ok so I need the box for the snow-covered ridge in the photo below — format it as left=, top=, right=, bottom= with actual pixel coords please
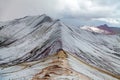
left=0, top=14, right=120, bottom=80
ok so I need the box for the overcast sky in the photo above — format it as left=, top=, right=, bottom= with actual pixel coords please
left=0, top=0, right=120, bottom=27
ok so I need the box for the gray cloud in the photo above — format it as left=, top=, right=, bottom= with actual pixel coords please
left=0, top=0, right=120, bottom=26
left=0, top=0, right=59, bottom=21
left=0, top=0, right=12, bottom=16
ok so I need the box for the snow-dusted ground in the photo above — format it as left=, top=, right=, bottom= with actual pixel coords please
left=0, top=14, right=120, bottom=80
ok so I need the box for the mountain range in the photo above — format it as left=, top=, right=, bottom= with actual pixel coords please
left=0, top=14, right=120, bottom=80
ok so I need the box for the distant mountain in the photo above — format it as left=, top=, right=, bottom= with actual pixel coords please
left=81, top=24, right=120, bottom=35
left=109, top=27, right=120, bottom=34
left=97, top=24, right=120, bottom=34
left=80, top=25, right=112, bottom=34
left=0, top=14, right=120, bottom=80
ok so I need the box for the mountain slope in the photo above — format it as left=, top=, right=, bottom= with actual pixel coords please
left=0, top=14, right=120, bottom=80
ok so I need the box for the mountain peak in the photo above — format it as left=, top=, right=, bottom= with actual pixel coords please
left=97, top=24, right=116, bottom=34
left=97, top=24, right=109, bottom=29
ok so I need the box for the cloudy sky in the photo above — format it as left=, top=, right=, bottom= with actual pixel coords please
left=0, top=0, right=120, bottom=27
